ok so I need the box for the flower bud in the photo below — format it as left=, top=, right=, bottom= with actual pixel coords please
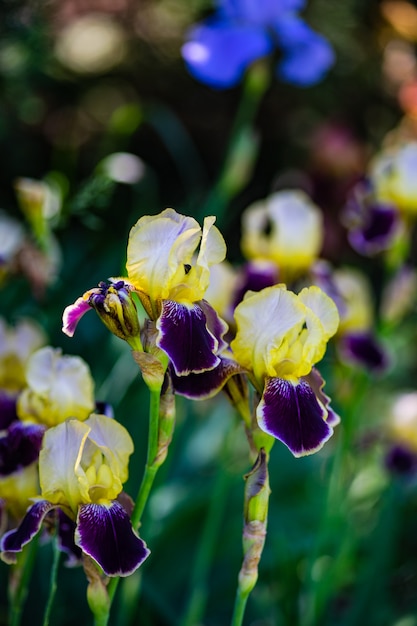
left=238, top=449, right=270, bottom=596
left=89, top=280, right=142, bottom=350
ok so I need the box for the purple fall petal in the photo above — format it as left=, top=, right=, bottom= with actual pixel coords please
left=233, top=261, right=279, bottom=308
left=76, top=501, right=150, bottom=577
left=157, top=300, right=220, bottom=376
left=348, top=205, right=398, bottom=255
left=182, top=19, right=272, bottom=89
left=0, top=422, right=45, bottom=475
left=198, top=299, right=229, bottom=353
left=170, top=355, right=242, bottom=399
left=257, top=377, right=333, bottom=457
left=1, top=500, right=57, bottom=561
left=303, top=368, right=341, bottom=428
left=0, top=391, right=18, bottom=429
left=341, top=332, right=389, bottom=373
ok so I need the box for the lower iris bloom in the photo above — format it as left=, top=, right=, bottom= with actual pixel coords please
left=230, top=284, right=340, bottom=456
left=1, top=414, right=149, bottom=577
left=182, top=0, right=335, bottom=89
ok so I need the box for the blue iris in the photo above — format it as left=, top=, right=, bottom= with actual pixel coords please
left=182, top=0, right=335, bottom=89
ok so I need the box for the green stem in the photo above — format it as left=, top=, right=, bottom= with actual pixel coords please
left=42, top=534, right=61, bottom=626
left=9, top=533, right=40, bottom=626
left=231, top=589, right=250, bottom=626
left=107, top=384, right=163, bottom=614
left=131, top=386, right=161, bottom=529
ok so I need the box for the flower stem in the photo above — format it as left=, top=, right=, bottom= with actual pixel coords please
left=131, top=385, right=162, bottom=528
left=107, top=382, right=167, bottom=616
left=9, top=533, right=39, bottom=626
left=42, top=533, right=61, bottom=626
left=231, top=589, right=250, bottom=626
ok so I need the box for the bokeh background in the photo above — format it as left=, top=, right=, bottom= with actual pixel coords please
left=2, top=1, right=417, bottom=625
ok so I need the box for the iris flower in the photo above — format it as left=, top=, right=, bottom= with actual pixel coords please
left=63, top=209, right=228, bottom=378
left=370, top=142, right=417, bottom=216
left=240, top=190, right=324, bottom=283
left=17, top=346, right=95, bottom=427
left=1, top=414, right=150, bottom=577
left=230, top=284, right=339, bottom=456
left=182, top=0, right=335, bottom=89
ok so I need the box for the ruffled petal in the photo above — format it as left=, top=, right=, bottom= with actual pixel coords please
left=274, top=17, right=334, bottom=86
left=1, top=500, right=57, bottom=562
left=257, top=377, right=333, bottom=456
left=75, top=501, right=150, bottom=577
left=198, top=299, right=229, bottom=354
left=182, top=19, right=272, bottom=89
left=303, top=368, right=340, bottom=427
left=62, top=296, right=92, bottom=337
left=157, top=300, right=220, bottom=376
left=170, top=355, right=242, bottom=399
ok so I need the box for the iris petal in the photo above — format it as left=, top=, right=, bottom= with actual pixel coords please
left=171, top=355, right=242, bottom=399
left=157, top=300, right=220, bottom=376
left=62, top=296, right=92, bottom=337
left=1, top=500, right=57, bottom=562
left=274, top=17, right=335, bottom=86
left=257, top=377, right=333, bottom=456
left=182, top=19, right=272, bottom=89
left=0, top=421, right=44, bottom=475
left=75, top=501, right=150, bottom=577
left=341, top=332, right=389, bottom=373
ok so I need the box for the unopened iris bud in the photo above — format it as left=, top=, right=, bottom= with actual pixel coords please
left=88, top=280, right=142, bottom=351
left=239, top=449, right=270, bottom=596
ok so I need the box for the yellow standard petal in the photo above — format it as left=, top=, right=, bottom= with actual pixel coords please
left=40, top=414, right=134, bottom=514
left=231, top=285, right=339, bottom=385
left=126, top=208, right=201, bottom=304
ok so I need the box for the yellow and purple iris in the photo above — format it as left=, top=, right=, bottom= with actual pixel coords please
left=230, top=284, right=340, bottom=457
left=63, top=208, right=229, bottom=378
left=1, top=414, right=149, bottom=577
left=370, top=142, right=417, bottom=216
left=240, top=190, right=324, bottom=284
left=17, top=346, right=95, bottom=427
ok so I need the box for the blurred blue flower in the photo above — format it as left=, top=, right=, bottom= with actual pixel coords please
left=182, top=0, right=335, bottom=88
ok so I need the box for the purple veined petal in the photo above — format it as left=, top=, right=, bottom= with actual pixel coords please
left=257, top=377, right=333, bottom=457
left=0, top=391, right=18, bottom=430
left=303, top=367, right=341, bottom=428
left=198, top=299, right=229, bottom=354
left=157, top=300, right=221, bottom=376
left=0, top=421, right=45, bottom=475
left=1, top=500, right=57, bottom=562
left=170, top=355, right=243, bottom=399
left=274, top=17, right=335, bottom=86
left=62, top=297, right=91, bottom=337
left=182, top=19, right=272, bottom=89
left=341, top=332, right=389, bottom=373
left=57, top=509, right=82, bottom=566
left=348, top=205, right=399, bottom=256
left=76, top=501, right=150, bottom=577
